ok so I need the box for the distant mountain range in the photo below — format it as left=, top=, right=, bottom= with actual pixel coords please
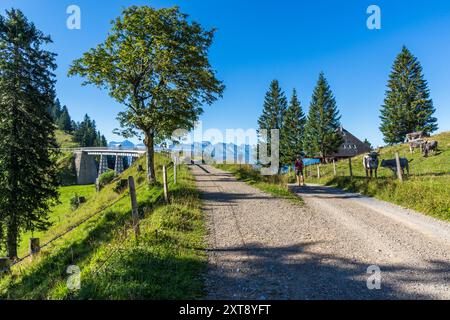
left=108, top=140, right=256, bottom=163
left=108, top=140, right=145, bottom=149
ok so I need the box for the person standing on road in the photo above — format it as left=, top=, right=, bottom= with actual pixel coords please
left=295, top=157, right=305, bottom=187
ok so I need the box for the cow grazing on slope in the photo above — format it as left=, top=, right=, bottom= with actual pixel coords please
left=406, top=131, right=425, bottom=142
left=363, top=152, right=379, bottom=178
left=423, top=140, right=438, bottom=157
left=381, top=158, right=410, bottom=175
left=409, top=139, right=425, bottom=154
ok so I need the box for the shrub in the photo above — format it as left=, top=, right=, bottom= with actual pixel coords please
left=113, top=179, right=128, bottom=194
left=70, top=194, right=86, bottom=211
left=98, top=170, right=116, bottom=189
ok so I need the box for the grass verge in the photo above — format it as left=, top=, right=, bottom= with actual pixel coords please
left=0, top=157, right=206, bottom=300
left=304, top=131, right=450, bottom=220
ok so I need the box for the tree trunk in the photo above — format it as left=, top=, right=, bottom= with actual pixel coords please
left=7, top=221, right=18, bottom=261
left=144, top=130, right=156, bottom=184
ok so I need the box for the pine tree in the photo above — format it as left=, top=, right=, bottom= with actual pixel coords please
left=304, top=72, right=343, bottom=159
left=258, top=80, right=287, bottom=134
left=280, top=89, right=306, bottom=165
left=257, top=80, right=287, bottom=169
left=380, top=46, right=438, bottom=144
left=57, top=105, right=72, bottom=132
left=47, top=98, right=62, bottom=122
left=0, top=9, right=60, bottom=259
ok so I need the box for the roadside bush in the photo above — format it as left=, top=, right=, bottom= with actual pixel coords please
left=70, top=194, right=86, bottom=211
left=113, top=179, right=128, bottom=194
left=98, top=170, right=116, bottom=189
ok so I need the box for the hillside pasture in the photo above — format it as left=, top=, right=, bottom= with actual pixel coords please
left=303, top=132, right=450, bottom=220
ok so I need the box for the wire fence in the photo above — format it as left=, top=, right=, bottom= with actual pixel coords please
left=1, top=160, right=178, bottom=275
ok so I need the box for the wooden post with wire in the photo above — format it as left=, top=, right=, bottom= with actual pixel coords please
left=163, top=165, right=170, bottom=203
left=395, top=152, right=403, bottom=182
left=333, top=159, right=337, bottom=176
left=0, top=258, right=11, bottom=273
left=174, top=158, right=177, bottom=185
left=128, top=176, right=140, bottom=238
left=29, top=238, right=40, bottom=259
left=348, top=158, right=353, bottom=178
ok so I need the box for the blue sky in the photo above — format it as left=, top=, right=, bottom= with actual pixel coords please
left=1, top=0, right=449, bottom=147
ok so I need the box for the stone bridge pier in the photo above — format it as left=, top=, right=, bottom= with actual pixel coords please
left=72, top=148, right=146, bottom=185
left=74, top=151, right=98, bottom=185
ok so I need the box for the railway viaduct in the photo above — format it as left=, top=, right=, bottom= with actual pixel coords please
left=64, top=148, right=146, bottom=185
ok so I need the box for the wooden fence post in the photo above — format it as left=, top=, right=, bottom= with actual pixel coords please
left=128, top=176, right=140, bottom=238
left=174, top=158, right=177, bottom=185
left=333, top=159, right=337, bottom=176
left=163, top=165, right=170, bottom=203
left=317, top=165, right=321, bottom=179
left=30, top=238, right=40, bottom=258
left=395, top=152, right=403, bottom=182
left=348, top=158, right=353, bottom=178
left=0, top=258, right=11, bottom=273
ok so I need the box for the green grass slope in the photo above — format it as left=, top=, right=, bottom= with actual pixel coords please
left=55, top=130, right=79, bottom=185
left=55, top=130, right=79, bottom=148
left=0, top=155, right=206, bottom=300
left=305, top=131, right=450, bottom=220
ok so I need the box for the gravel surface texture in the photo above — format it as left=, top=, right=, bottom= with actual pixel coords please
left=191, top=165, right=450, bottom=300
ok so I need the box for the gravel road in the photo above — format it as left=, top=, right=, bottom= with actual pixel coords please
left=191, top=164, right=450, bottom=300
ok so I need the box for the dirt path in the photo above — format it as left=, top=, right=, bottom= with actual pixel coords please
left=191, top=165, right=450, bottom=300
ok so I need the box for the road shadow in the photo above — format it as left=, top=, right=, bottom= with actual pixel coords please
left=291, top=185, right=364, bottom=200
left=206, top=242, right=450, bottom=300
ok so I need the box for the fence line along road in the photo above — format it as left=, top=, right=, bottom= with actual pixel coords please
left=0, top=161, right=177, bottom=275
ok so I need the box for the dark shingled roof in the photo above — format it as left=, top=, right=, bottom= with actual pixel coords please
left=331, top=127, right=372, bottom=158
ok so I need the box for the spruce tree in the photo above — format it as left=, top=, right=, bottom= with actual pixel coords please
left=47, top=98, right=62, bottom=122
left=258, top=80, right=287, bottom=133
left=0, top=9, right=60, bottom=259
left=57, top=106, right=72, bottom=132
left=281, top=89, right=306, bottom=165
left=258, top=80, right=287, bottom=169
left=304, top=72, right=343, bottom=159
left=380, top=46, right=438, bottom=144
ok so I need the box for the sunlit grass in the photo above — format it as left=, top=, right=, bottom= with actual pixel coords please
left=0, top=156, right=206, bottom=300
left=304, top=131, right=450, bottom=220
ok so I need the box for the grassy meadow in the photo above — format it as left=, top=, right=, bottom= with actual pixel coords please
left=304, top=131, right=450, bottom=220
left=0, top=155, right=207, bottom=300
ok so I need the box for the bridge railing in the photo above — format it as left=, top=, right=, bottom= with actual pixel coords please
left=59, top=147, right=147, bottom=153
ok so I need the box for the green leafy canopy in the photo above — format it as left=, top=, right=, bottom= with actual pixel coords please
left=68, top=5, right=225, bottom=142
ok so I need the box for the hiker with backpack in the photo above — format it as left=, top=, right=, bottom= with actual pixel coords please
left=295, top=157, right=305, bottom=187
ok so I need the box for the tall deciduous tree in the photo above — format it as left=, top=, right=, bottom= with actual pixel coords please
left=304, top=72, right=343, bottom=159
left=0, top=9, right=59, bottom=259
left=69, top=6, right=224, bottom=183
left=281, top=89, right=306, bottom=165
left=380, top=46, right=438, bottom=144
